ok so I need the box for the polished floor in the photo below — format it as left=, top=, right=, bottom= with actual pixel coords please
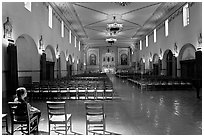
left=2, top=74, right=202, bottom=135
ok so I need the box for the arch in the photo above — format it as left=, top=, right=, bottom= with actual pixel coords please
left=60, top=51, right=67, bottom=78
left=15, top=34, right=40, bottom=81
left=178, top=43, right=196, bottom=61
left=68, top=54, right=73, bottom=65
left=139, top=58, right=145, bottom=73
left=162, top=49, right=173, bottom=76
left=178, top=43, right=197, bottom=78
left=45, top=45, right=56, bottom=62
left=152, top=53, right=160, bottom=76
left=44, top=45, right=56, bottom=80
left=67, top=54, right=73, bottom=77
left=152, top=53, right=159, bottom=64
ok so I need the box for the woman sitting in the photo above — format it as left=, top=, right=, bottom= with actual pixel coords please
left=14, top=87, right=41, bottom=126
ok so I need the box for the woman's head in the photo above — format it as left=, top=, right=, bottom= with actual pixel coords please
left=16, top=87, right=27, bottom=100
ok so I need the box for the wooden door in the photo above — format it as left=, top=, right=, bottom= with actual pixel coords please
left=46, top=61, right=54, bottom=80
left=180, top=59, right=196, bottom=79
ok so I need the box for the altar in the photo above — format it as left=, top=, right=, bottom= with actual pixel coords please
left=102, top=66, right=116, bottom=74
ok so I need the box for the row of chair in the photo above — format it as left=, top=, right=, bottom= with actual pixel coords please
left=27, top=87, right=114, bottom=100
left=8, top=101, right=107, bottom=135
left=24, top=80, right=114, bottom=100
left=24, top=85, right=114, bottom=100
left=128, top=78, right=192, bottom=91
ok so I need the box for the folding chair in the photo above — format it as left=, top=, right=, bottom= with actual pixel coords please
left=8, top=102, right=39, bottom=135
left=46, top=101, right=72, bottom=135
left=85, top=101, right=105, bottom=135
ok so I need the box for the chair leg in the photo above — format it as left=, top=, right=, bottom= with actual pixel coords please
left=65, top=124, right=67, bottom=135
left=48, top=123, right=51, bottom=135
left=70, top=117, right=72, bottom=132
left=86, top=123, right=88, bottom=135
left=5, top=115, right=9, bottom=134
left=11, top=123, right=14, bottom=135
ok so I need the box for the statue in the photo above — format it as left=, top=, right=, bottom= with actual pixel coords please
left=3, top=17, right=12, bottom=39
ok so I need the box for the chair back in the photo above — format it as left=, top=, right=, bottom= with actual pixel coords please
left=8, top=102, right=30, bottom=122
left=85, top=101, right=104, bottom=119
left=46, top=101, right=66, bottom=120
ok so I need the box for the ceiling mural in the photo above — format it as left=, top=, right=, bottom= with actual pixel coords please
left=52, top=2, right=185, bottom=48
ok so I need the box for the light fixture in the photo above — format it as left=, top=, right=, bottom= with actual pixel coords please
left=114, top=2, right=131, bottom=6
left=159, top=48, right=163, bottom=59
left=106, top=38, right=117, bottom=45
left=3, top=17, right=12, bottom=39
left=174, top=43, right=178, bottom=57
left=56, top=44, right=60, bottom=58
left=149, top=52, right=153, bottom=61
left=39, top=35, right=45, bottom=54
left=197, top=33, right=202, bottom=51
left=107, top=15, right=123, bottom=35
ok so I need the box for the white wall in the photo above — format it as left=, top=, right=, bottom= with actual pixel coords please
left=2, top=2, right=83, bottom=97
left=137, top=3, right=202, bottom=75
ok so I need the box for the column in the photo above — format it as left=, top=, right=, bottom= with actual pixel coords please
left=40, top=52, right=46, bottom=81
left=172, top=55, right=177, bottom=78
left=7, top=43, right=18, bottom=97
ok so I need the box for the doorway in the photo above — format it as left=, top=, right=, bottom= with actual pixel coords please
left=166, top=51, right=173, bottom=77
left=46, top=61, right=54, bottom=80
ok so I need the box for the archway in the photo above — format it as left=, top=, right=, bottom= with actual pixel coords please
left=60, top=51, right=66, bottom=78
left=67, top=55, right=73, bottom=78
left=16, top=34, right=40, bottom=83
left=152, top=53, right=159, bottom=76
left=166, top=51, right=173, bottom=76
left=139, top=58, right=145, bottom=74
left=178, top=43, right=196, bottom=79
left=44, top=45, right=56, bottom=80
left=162, top=49, right=173, bottom=76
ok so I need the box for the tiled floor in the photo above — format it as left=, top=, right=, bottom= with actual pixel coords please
left=2, top=74, right=202, bottom=135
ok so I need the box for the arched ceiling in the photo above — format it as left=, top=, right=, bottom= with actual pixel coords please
left=50, top=2, right=185, bottom=49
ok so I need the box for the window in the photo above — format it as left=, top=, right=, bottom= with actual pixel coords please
left=165, top=19, right=169, bottom=37
left=24, top=2, right=31, bottom=12
left=146, top=35, right=148, bottom=47
left=79, top=41, right=80, bottom=51
left=140, top=40, right=142, bottom=50
left=75, top=36, right=77, bottom=47
left=69, top=30, right=71, bottom=44
left=154, top=29, right=156, bottom=43
left=183, top=3, right=190, bottom=27
left=61, top=21, right=64, bottom=37
left=48, top=5, right=52, bottom=29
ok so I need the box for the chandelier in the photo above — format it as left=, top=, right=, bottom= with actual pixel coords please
left=106, top=38, right=117, bottom=45
left=114, top=2, right=131, bottom=7
left=107, top=15, right=123, bottom=35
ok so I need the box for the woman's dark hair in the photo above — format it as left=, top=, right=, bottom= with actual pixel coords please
left=16, top=87, right=26, bottom=99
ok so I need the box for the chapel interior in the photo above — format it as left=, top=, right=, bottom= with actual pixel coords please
left=1, top=2, right=202, bottom=135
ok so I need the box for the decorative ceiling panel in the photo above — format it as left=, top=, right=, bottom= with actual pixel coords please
left=53, top=2, right=185, bottom=48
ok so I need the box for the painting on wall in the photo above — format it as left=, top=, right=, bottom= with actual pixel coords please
left=90, top=54, right=96, bottom=65
left=87, top=48, right=99, bottom=65
left=118, top=48, right=129, bottom=66
left=121, top=53, right=128, bottom=65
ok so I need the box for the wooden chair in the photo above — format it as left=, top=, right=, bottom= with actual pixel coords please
left=46, top=101, right=72, bottom=135
left=8, top=102, right=39, bottom=135
left=2, top=114, right=10, bottom=135
left=85, top=101, right=105, bottom=135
